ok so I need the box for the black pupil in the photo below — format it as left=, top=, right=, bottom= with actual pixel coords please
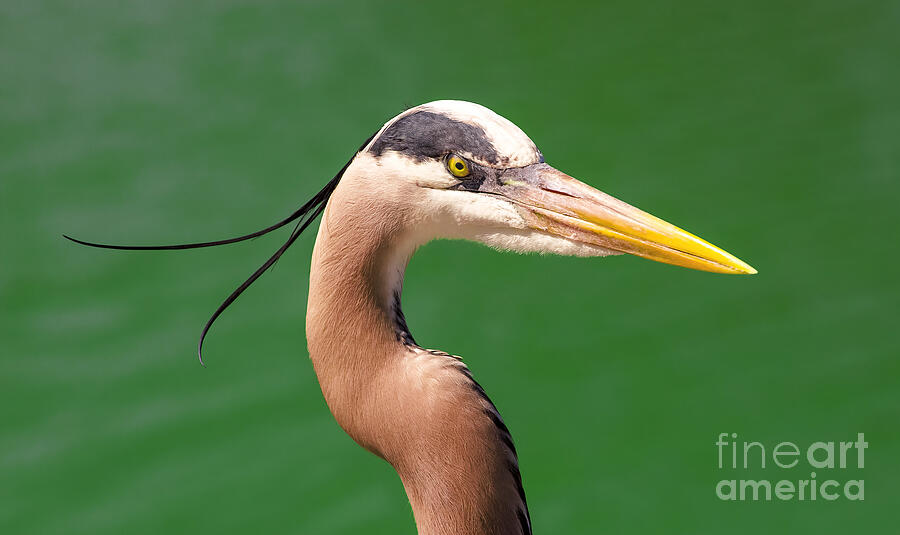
left=455, top=162, right=464, bottom=170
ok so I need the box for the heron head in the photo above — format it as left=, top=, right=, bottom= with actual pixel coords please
left=65, top=99, right=756, bottom=364
left=353, top=100, right=755, bottom=274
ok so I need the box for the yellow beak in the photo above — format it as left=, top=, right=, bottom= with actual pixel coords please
left=496, top=164, right=756, bottom=274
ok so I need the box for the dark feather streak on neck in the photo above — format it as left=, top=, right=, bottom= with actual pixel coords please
left=391, top=288, right=417, bottom=346
left=457, top=365, right=533, bottom=534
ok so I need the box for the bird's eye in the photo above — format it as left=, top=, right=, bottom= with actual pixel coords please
left=447, top=155, right=470, bottom=178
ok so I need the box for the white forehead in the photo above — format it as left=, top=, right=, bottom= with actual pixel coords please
left=365, top=100, right=542, bottom=167
left=418, top=101, right=538, bottom=162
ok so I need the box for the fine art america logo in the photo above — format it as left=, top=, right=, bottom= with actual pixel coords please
left=715, top=433, right=866, bottom=501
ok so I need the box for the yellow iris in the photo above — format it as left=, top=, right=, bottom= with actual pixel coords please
left=447, top=155, right=470, bottom=178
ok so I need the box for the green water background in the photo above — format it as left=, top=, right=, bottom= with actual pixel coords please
left=2, top=1, right=898, bottom=533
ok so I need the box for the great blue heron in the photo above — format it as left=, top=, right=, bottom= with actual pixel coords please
left=67, top=100, right=755, bottom=535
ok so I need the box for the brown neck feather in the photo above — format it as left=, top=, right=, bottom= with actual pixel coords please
left=305, top=180, right=531, bottom=535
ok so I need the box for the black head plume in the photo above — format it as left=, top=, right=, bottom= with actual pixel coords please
left=66, top=134, right=374, bottom=365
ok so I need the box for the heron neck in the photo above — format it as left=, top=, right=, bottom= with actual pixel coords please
left=306, top=186, right=530, bottom=535
left=305, top=190, right=419, bottom=452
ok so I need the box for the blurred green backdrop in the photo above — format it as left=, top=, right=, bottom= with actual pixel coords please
left=2, top=1, right=898, bottom=533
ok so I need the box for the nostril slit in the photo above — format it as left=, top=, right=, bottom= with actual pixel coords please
left=539, top=185, right=579, bottom=198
